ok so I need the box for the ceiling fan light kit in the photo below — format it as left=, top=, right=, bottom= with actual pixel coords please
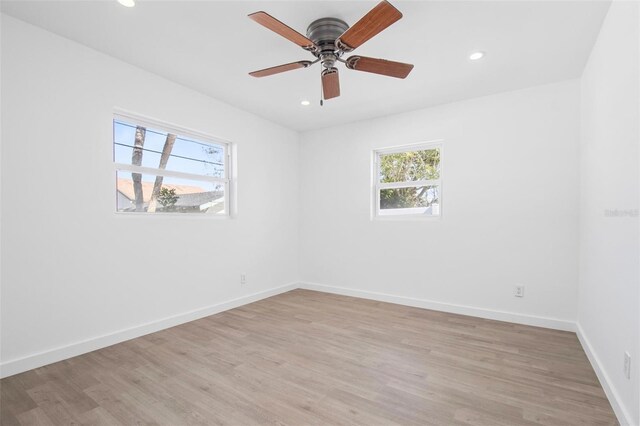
left=248, top=0, right=414, bottom=101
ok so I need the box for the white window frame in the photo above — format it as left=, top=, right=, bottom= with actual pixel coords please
left=372, top=140, right=443, bottom=220
left=113, top=110, right=233, bottom=217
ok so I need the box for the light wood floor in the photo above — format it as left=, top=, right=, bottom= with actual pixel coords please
left=1, top=289, right=616, bottom=425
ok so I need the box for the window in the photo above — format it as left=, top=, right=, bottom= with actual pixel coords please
left=373, top=142, right=442, bottom=218
left=113, top=113, right=230, bottom=215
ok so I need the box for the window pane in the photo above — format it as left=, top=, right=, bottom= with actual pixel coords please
left=114, top=120, right=225, bottom=178
left=379, top=148, right=440, bottom=183
left=379, top=185, right=440, bottom=216
left=116, top=171, right=225, bottom=214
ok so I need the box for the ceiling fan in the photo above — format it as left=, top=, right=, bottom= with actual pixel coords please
left=248, top=1, right=414, bottom=102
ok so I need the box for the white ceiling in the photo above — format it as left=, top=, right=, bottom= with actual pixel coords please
left=2, top=0, right=610, bottom=131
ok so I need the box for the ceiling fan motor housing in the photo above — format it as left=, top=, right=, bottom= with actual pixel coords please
left=306, top=18, right=349, bottom=69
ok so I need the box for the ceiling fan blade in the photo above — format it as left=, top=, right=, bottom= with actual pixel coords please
left=345, top=56, right=414, bottom=79
left=322, top=68, right=340, bottom=100
left=248, top=12, right=316, bottom=51
left=336, top=1, right=402, bottom=51
left=249, top=61, right=313, bottom=78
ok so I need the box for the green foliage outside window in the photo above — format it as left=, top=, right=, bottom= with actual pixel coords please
left=379, top=149, right=440, bottom=209
left=158, top=187, right=178, bottom=210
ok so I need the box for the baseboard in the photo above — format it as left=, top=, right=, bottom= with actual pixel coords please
left=576, top=323, right=635, bottom=426
left=0, top=283, right=298, bottom=379
left=299, top=282, right=576, bottom=332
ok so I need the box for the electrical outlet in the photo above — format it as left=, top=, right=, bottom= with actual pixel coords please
left=624, top=352, right=631, bottom=379
left=240, top=274, right=246, bottom=285
left=514, top=285, right=525, bottom=297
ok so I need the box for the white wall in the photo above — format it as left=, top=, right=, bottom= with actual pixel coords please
left=0, top=15, right=300, bottom=375
left=299, top=80, right=581, bottom=329
left=578, top=0, right=640, bottom=424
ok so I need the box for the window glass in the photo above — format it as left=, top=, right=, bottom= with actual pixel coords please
left=374, top=144, right=441, bottom=218
left=113, top=116, right=229, bottom=215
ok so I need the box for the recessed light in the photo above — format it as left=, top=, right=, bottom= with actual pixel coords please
left=300, top=100, right=311, bottom=106
left=118, top=0, right=135, bottom=7
left=469, top=51, right=485, bottom=61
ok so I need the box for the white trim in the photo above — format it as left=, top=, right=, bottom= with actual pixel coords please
left=375, top=139, right=444, bottom=155
left=114, top=163, right=228, bottom=184
left=576, top=323, right=635, bottom=426
left=113, top=211, right=229, bottom=219
left=0, top=283, right=298, bottom=379
left=378, top=180, right=440, bottom=190
left=374, top=214, right=442, bottom=222
left=299, top=282, right=576, bottom=332
left=113, top=109, right=232, bottom=148
left=228, top=142, right=238, bottom=218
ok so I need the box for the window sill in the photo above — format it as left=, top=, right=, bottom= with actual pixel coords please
left=372, top=214, right=442, bottom=221
left=114, top=211, right=232, bottom=219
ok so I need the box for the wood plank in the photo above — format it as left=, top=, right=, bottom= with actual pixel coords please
left=1, top=289, right=617, bottom=425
